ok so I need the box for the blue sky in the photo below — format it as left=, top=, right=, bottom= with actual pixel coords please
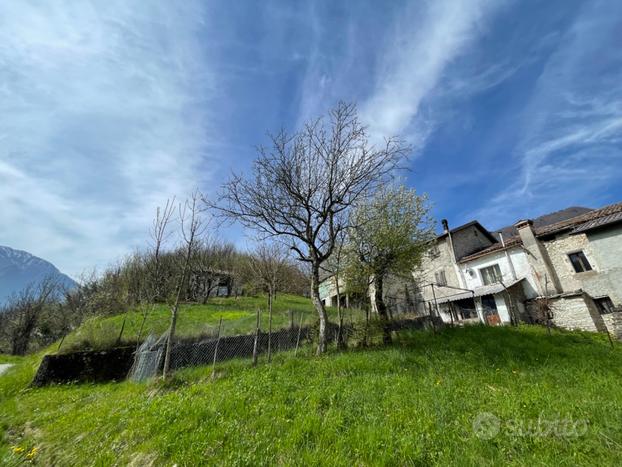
left=1, top=0, right=621, bottom=277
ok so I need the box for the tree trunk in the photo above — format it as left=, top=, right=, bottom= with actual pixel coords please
left=162, top=301, right=179, bottom=378
left=267, top=289, right=273, bottom=363
left=11, top=318, right=36, bottom=356
left=311, top=263, right=328, bottom=354
left=373, top=274, right=392, bottom=344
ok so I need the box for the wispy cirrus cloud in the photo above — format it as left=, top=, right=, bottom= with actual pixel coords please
left=474, top=0, right=622, bottom=225
left=295, top=0, right=511, bottom=150
left=360, top=0, right=508, bottom=146
left=0, top=1, right=216, bottom=276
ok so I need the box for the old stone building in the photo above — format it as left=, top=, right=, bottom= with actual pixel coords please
left=414, top=201, right=622, bottom=336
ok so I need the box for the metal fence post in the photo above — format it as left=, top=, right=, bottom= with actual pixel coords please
left=211, top=317, right=223, bottom=379
left=294, top=311, right=304, bottom=356
left=252, top=308, right=261, bottom=367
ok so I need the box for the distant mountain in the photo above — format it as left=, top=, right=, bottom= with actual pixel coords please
left=494, top=206, right=593, bottom=240
left=0, top=246, right=77, bottom=307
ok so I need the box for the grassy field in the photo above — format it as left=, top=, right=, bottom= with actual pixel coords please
left=2, top=324, right=621, bottom=465
left=59, top=294, right=343, bottom=353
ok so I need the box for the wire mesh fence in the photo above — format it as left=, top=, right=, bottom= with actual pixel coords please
left=49, top=292, right=442, bottom=382
left=127, top=307, right=440, bottom=381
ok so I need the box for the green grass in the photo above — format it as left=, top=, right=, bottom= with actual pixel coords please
left=59, top=294, right=344, bottom=352
left=2, top=325, right=621, bottom=465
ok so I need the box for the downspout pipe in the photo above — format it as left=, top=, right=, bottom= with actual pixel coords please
left=499, top=232, right=517, bottom=281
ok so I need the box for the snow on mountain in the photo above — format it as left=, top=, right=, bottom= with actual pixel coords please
left=0, top=246, right=77, bottom=307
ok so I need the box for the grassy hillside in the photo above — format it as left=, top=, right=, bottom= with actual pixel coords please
left=59, top=294, right=341, bottom=352
left=2, top=325, right=621, bottom=465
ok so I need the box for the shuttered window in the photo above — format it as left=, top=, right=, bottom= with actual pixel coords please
left=435, top=270, right=447, bottom=286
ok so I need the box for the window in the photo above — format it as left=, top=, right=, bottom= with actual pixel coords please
left=595, top=297, right=615, bottom=314
left=568, top=251, right=592, bottom=273
left=435, top=270, right=447, bottom=286
left=480, top=264, right=502, bottom=285
left=429, top=244, right=440, bottom=258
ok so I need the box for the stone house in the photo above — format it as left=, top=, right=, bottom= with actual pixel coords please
left=414, top=202, right=622, bottom=336
left=319, top=273, right=419, bottom=316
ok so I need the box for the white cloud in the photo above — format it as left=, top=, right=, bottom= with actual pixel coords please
left=0, top=1, right=217, bottom=277
left=360, top=0, right=506, bottom=146
left=295, top=0, right=508, bottom=150
left=475, top=0, right=622, bottom=226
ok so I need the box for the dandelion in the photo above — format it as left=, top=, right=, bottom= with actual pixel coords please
left=11, top=446, right=25, bottom=455
left=26, top=446, right=38, bottom=460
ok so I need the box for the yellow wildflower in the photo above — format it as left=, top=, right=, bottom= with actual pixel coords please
left=26, top=447, right=39, bottom=460
left=11, top=446, right=25, bottom=454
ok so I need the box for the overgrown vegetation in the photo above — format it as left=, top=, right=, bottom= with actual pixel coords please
left=2, top=325, right=621, bottom=465
left=58, top=294, right=333, bottom=353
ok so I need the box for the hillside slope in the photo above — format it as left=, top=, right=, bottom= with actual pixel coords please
left=0, top=246, right=77, bottom=306
left=1, top=325, right=621, bottom=465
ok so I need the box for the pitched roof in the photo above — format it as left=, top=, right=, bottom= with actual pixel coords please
left=571, top=211, right=622, bottom=234
left=436, top=220, right=498, bottom=244
left=494, top=206, right=592, bottom=240
left=459, top=201, right=622, bottom=262
left=535, top=201, right=622, bottom=238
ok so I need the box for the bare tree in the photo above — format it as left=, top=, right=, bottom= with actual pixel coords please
left=321, top=228, right=348, bottom=349
left=148, top=198, right=176, bottom=303
left=211, top=102, right=408, bottom=353
left=0, top=277, right=58, bottom=355
left=162, top=191, right=208, bottom=378
left=247, top=241, right=290, bottom=362
left=135, top=199, right=176, bottom=344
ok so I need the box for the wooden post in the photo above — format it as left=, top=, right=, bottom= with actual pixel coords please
left=211, top=317, right=223, bottom=379
left=430, top=284, right=440, bottom=333
left=605, top=327, right=615, bottom=349
left=294, top=311, right=304, bottom=357
left=57, top=334, right=66, bottom=352
left=268, top=294, right=273, bottom=363
left=252, top=308, right=261, bottom=367
left=117, top=315, right=127, bottom=345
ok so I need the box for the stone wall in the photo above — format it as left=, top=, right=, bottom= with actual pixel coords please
left=585, top=227, right=622, bottom=305
left=32, top=346, right=136, bottom=387
left=602, top=312, right=622, bottom=339
left=543, top=230, right=622, bottom=306
left=548, top=293, right=603, bottom=332
left=414, top=238, right=460, bottom=310
left=542, top=233, right=597, bottom=293
left=451, top=225, right=495, bottom=260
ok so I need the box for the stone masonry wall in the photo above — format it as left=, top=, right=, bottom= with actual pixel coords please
left=543, top=230, right=622, bottom=306
left=542, top=233, right=598, bottom=293
left=414, top=238, right=460, bottom=313
left=549, top=295, right=599, bottom=332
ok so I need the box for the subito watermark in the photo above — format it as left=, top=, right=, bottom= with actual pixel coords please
left=472, top=412, right=588, bottom=440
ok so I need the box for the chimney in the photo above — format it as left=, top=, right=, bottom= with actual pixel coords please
left=441, top=219, right=449, bottom=234
left=514, top=219, right=562, bottom=295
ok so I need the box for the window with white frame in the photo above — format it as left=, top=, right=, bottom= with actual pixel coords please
left=568, top=251, right=592, bottom=273
left=480, top=264, right=502, bottom=285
